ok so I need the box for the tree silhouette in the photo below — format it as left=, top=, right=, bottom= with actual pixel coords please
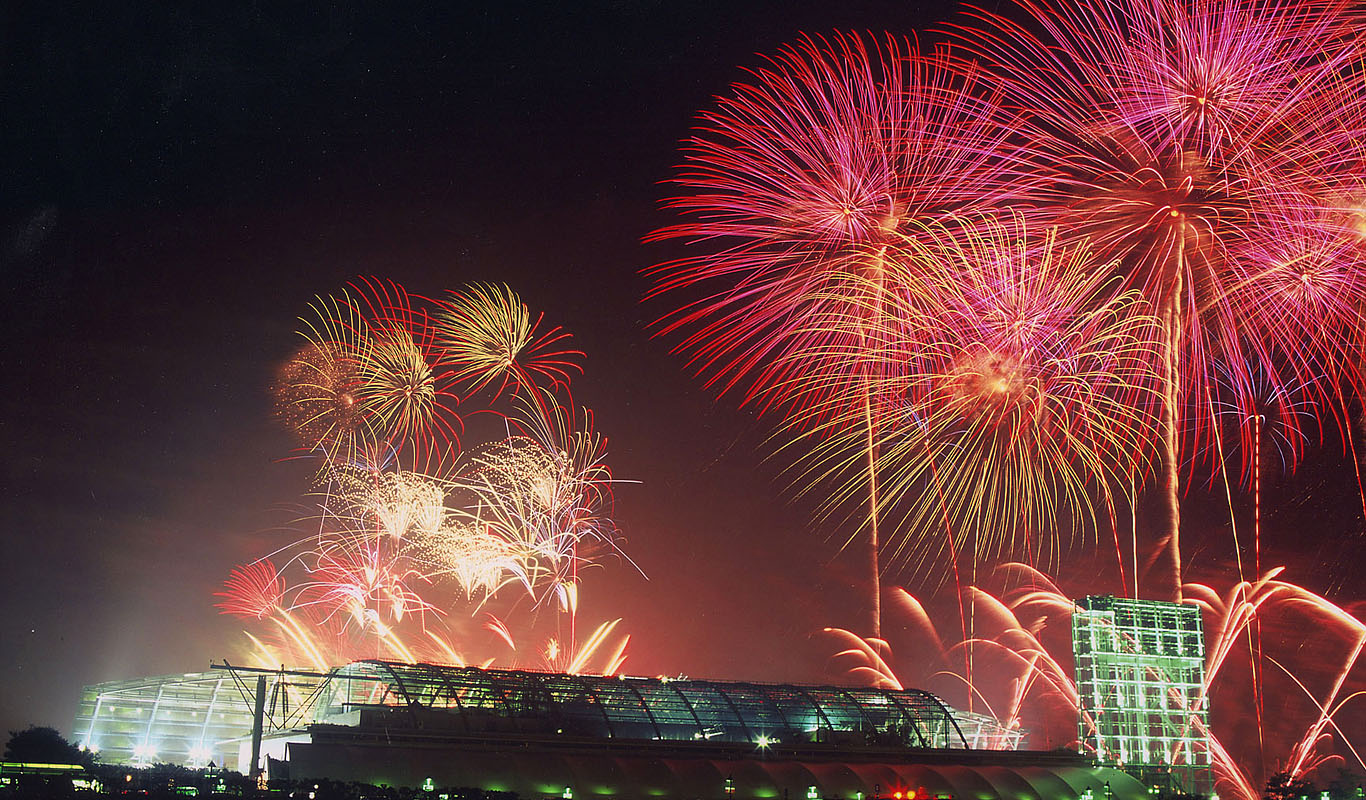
left=3, top=725, right=92, bottom=766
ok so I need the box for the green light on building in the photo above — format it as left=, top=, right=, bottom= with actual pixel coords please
left=1072, top=596, right=1211, bottom=794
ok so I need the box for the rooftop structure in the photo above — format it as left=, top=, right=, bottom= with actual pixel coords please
left=75, top=661, right=1147, bottom=798
left=76, top=661, right=1023, bottom=770
left=74, top=668, right=328, bottom=770
left=312, top=660, right=1021, bottom=750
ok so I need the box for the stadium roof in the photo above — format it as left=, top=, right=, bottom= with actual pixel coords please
left=320, top=660, right=976, bottom=750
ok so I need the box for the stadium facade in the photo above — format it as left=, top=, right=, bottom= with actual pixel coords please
left=78, top=660, right=1148, bottom=798
left=74, top=667, right=329, bottom=771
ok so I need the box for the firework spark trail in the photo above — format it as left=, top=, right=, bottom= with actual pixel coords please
left=444, top=392, right=631, bottom=609
left=293, top=535, right=438, bottom=630
left=1208, top=366, right=1323, bottom=492
left=272, top=281, right=466, bottom=473
left=648, top=33, right=1015, bottom=413
left=647, top=32, right=1022, bottom=634
left=436, top=283, right=584, bottom=404
left=791, top=217, right=1163, bottom=576
left=1187, top=571, right=1366, bottom=793
left=1196, top=716, right=1260, bottom=800
left=412, top=520, right=531, bottom=600
left=826, top=567, right=1364, bottom=798
left=216, top=562, right=335, bottom=671
left=1205, top=371, right=1326, bottom=757
left=565, top=619, right=630, bottom=676
left=346, top=278, right=464, bottom=473
left=272, top=294, right=375, bottom=467
left=225, top=280, right=633, bottom=673
left=1271, top=654, right=1366, bottom=779
left=826, top=576, right=1083, bottom=750
left=954, top=0, right=1366, bottom=599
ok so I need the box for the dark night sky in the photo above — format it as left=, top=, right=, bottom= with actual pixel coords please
left=1, top=0, right=1362, bottom=768
left=0, top=0, right=951, bottom=738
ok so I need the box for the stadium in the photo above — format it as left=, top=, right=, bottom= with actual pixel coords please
left=77, top=658, right=1155, bottom=799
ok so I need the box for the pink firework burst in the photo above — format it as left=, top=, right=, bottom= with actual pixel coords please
left=647, top=31, right=1020, bottom=634
left=646, top=31, right=1017, bottom=418
left=954, top=0, right=1366, bottom=596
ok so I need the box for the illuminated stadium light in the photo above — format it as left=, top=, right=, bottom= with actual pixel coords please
left=75, top=668, right=330, bottom=770
left=132, top=743, right=156, bottom=764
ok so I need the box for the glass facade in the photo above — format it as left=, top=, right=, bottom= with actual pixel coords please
left=1072, top=596, right=1211, bottom=793
left=76, top=660, right=1024, bottom=769
left=74, top=669, right=329, bottom=769
left=314, top=661, right=1004, bottom=750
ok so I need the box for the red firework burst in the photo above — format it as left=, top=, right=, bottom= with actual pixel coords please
left=214, top=560, right=286, bottom=620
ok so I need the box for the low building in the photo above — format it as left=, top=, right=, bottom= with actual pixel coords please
left=275, top=661, right=1141, bottom=799
left=78, top=660, right=1145, bottom=799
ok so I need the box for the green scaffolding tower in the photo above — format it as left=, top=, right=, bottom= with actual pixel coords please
left=1072, top=596, right=1212, bottom=795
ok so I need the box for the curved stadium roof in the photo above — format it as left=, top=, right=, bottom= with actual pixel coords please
left=319, top=660, right=973, bottom=750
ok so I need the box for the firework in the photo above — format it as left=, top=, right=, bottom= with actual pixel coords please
left=347, top=278, right=463, bottom=470
left=215, top=560, right=287, bottom=620
left=1186, top=569, right=1366, bottom=795
left=647, top=31, right=1019, bottom=633
left=272, top=280, right=465, bottom=471
left=412, top=520, right=529, bottom=599
left=826, top=568, right=1083, bottom=751
left=647, top=31, right=1016, bottom=415
left=221, top=445, right=624, bottom=671
left=828, top=566, right=1366, bottom=799
left=445, top=391, right=626, bottom=599
left=1209, top=365, right=1324, bottom=490
left=292, top=532, right=436, bottom=630
left=435, top=283, right=583, bottom=401
left=233, top=281, right=631, bottom=673
left=1216, top=217, right=1366, bottom=431
left=793, top=217, right=1163, bottom=575
left=326, top=468, right=448, bottom=542
left=955, top=0, right=1366, bottom=597
left=550, top=618, right=630, bottom=676
left=215, top=561, right=334, bottom=672
left=271, top=294, right=375, bottom=464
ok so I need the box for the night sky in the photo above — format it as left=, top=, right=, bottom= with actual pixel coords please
left=2, top=0, right=1362, bottom=771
